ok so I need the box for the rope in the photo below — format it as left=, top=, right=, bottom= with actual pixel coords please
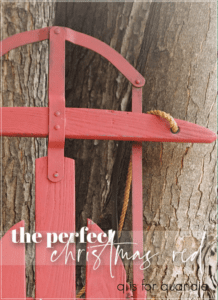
left=118, top=110, right=178, bottom=238
left=147, top=110, right=179, bottom=133
left=76, top=110, right=178, bottom=298
left=118, top=158, right=132, bottom=238
left=76, top=286, right=86, bottom=298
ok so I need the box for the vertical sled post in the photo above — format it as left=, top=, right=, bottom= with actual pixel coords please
left=48, top=27, right=66, bottom=182
left=132, top=86, right=144, bottom=299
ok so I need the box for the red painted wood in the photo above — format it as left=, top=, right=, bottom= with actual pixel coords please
left=35, top=156, right=75, bottom=299
left=132, top=87, right=145, bottom=300
left=65, top=28, right=144, bottom=87
left=0, top=221, right=26, bottom=299
left=0, top=27, right=50, bottom=57
left=65, top=108, right=216, bottom=143
left=48, top=27, right=66, bottom=182
left=1, top=107, right=216, bottom=143
left=0, top=107, right=48, bottom=137
left=86, top=219, right=126, bottom=299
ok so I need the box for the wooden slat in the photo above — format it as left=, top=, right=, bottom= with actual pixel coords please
left=35, top=156, right=75, bottom=299
left=86, top=219, right=126, bottom=299
left=0, top=221, right=26, bottom=299
left=1, top=107, right=216, bottom=143
left=0, top=107, right=48, bottom=137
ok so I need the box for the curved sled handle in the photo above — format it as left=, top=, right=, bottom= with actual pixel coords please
left=65, top=28, right=145, bottom=87
left=0, top=27, right=50, bottom=56
left=0, top=26, right=145, bottom=87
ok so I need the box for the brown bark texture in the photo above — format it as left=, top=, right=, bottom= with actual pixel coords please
left=0, top=2, right=55, bottom=297
left=1, top=2, right=217, bottom=299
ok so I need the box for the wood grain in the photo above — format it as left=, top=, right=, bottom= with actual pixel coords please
left=1, top=3, right=55, bottom=296
left=86, top=219, right=126, bottom=299
left=1, top=107, right=216, bottom=143
left=0, top=221, right=26, bottom=299
left=35, top=157, right=75, bottom=298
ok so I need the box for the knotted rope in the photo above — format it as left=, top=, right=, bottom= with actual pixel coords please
left=76, top=110, right=178, bottom=298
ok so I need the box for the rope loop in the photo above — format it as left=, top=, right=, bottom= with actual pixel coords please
left=147, top=110, right=179, bottom=133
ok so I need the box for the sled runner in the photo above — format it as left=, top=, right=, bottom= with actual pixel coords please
left=0, top=27, right=216, bottom=300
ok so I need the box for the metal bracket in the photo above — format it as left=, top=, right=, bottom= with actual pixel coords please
left=48, top=27, right=66, bottom=182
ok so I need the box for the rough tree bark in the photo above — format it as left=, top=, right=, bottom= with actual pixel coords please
left=1, top=2, right=216, bottom=300
left=139, top=3, right=217, bottom=300
left=55, top=2, right=217, bottom=299
left=0, top=2, right=55, bottom=297
left=55, top=2, right=152, bottom=292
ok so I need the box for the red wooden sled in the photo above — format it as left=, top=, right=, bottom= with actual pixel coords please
left=0, top=27, right=216, bottom=300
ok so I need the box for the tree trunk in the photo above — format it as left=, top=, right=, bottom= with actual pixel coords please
left=55, top=2, right=217, bottom=299
left=140, top=4, right=217, bottom=299
left=55, top=2, right=152, bottom=291
left=1, top=2, right=216, bottom=299
left=0, top=2, right=55, bottom=297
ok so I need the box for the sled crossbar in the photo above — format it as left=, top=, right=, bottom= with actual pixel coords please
left=1, top=107, right=216, bottom=143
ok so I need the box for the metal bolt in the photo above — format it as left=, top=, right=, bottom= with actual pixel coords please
left=54, top=28, right=60, bottom=34
left=53, top=172, right=59, bottom=178
left=54, top=125, right=60, bottom=130
left=54, top=111, right=61, bottom=117
left=135, top=79, right=140, bottom=84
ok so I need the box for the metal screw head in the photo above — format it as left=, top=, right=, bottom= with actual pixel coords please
left=54, top=28, right=60, bottom=34
left=54, top=125, right=60, bottom=130
left=135, top=79, right=141, bottom=84
left=53, top=172, right=59, bottom=178
left=54, top=111, right=61, bottom=117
